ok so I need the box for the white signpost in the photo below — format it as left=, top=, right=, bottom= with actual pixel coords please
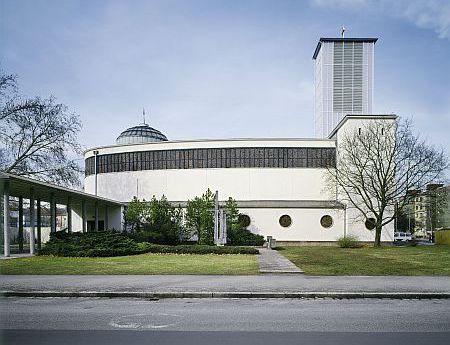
left=213, top=190, right=227, bottom=246
left=214, top=191, right=219, bottom=245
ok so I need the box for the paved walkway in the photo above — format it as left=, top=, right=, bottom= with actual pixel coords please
left=256, top=248, right=303, bottom=274
left=2, top=275, right=449, bottom=295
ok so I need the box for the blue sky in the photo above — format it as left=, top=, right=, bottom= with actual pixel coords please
left=1, top=0, right=449, bottom=153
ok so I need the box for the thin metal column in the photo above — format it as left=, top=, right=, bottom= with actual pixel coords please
left=219, top=209, right=226, bottom=246
left=18, top=196, right=24, bottom=253
left=37, top=199, right=41, bottom=250
left=104, top=205, right=109, bottom=230
left=220, top=209, right=227, bottom=245
left=50, top=193, right=56, bottom=233
left=214, top=191, right=219, bottom=245
left=82, top=199, right=86, bottom=233
left=344, top=205, right=347, bottom=238
left=29, top=188, right=35, bottom=255
left=3, top=180, right=10, bottom=257
left=67, top=196, right=72, bottom=233
left=94, top=201, right=99, bottom=231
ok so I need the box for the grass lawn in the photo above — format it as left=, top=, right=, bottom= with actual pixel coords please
left=278, top=245, right=450, bottom=276
left=0, top=253, right=259, bottom=275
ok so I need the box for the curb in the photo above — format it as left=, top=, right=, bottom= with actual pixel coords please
left=1, top=291, right=449, bottom=299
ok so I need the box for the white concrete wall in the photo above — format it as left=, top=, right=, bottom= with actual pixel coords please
left=108, top=205, right=123, bottom=231
left=334, top=116, right=397, bottom=242
left=345, top=206, right=394, bottom=242
left=242, top=207, right=345, bottom=241
left=83, top=136, right=395, bottom=242
left=235, top=206, right=393, bottom=243
left=85, top=139, right=335, bottom=203
left=71, top=204, right=123, bottom=232
left=86, top=168, right=330, bottom=203
left=71, top=207, right=83, bottom=232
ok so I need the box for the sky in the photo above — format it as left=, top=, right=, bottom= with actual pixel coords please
left=1, top=0, right=449, bottom=156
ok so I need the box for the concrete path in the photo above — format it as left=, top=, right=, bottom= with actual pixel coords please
left=256, top=248, right=303, bottom=273
left=2, top=275, right=450, bottom=296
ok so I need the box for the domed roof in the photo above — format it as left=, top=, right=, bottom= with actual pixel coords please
left=116, top=124, right=168, bottom=145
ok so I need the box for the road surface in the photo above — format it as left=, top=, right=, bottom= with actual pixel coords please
left=1, top=297, right=449, bottom=344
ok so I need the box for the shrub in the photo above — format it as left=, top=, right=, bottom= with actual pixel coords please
left=39, top=231, right=147, bottom=257
left=39, top=231, right=259, bottom=257
left=227, top=228, right=265, bottom=246
left=123, top=197, right=147, bottom=232
left=337, top=235, right=362, bottom=248
left=224, top=197, right=264, bottom=246
left=142, top=243, right=259, bottom=255
left=185, top=189, right=215, bottom=245
left=124, top=196, right=185, bottom=245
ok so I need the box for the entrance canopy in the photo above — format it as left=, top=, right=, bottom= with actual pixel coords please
left=1, top=172, right=124, bottom=257
left=0, top=172, right=123, bottom=208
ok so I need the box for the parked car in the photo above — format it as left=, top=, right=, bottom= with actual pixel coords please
left=394, top=232, right=412, bottom=242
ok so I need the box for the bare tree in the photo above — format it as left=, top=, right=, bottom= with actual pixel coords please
left=0, top=71, right=18, bottom=121
left=327, top=119, right=448, bottom=246
left=0, top=69, right=83, bottom=187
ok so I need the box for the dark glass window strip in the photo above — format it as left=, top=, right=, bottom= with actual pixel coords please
left=85, top=147, right=336, bottom=176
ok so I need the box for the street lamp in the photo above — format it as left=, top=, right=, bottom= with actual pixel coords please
left=93, top=150, right=99, bottom=196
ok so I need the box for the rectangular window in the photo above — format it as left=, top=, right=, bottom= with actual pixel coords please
left=87, top=146, right=336, bottom=175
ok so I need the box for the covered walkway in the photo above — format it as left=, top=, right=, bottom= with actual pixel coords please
left=1, top=172, right=124, bottom=257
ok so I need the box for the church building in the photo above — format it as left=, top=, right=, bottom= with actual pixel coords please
left=83, top=36, right=395, bottom=244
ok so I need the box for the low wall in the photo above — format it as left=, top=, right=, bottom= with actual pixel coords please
left=435, top=229, right=450, bottom=245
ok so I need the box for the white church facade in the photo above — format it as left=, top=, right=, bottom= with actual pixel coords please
left=82, top=36, right=395, bottom=244
left=1, top=36, right=397, bottom=258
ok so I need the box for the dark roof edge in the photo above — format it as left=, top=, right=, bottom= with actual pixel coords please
left=313, top=37, right=378, bottom=60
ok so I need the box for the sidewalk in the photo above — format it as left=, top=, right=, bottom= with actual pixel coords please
left=1, top=275, right=450, bottom=299
left=256, top=248, right=304, bottom=274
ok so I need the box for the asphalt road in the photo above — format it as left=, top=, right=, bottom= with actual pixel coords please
left=1, top=297, right=449, bottom=344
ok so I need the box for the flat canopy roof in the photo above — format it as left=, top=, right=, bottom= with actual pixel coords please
left=0, top=173, right=123, bottom=207
left=313, top=37, right=378, bottom=59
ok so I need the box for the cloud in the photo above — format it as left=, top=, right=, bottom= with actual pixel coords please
left=310, top=0, right=450, bottom=39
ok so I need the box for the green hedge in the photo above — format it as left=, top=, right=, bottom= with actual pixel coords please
left=39, top=231, right=259, bottom=257
left=38, top=231, right=148, bottom=257
left=435, top=229, right=450, bottom=245
left=227, top=228, right=265, bottom=246
left=143, top=243, right=259, bottom=255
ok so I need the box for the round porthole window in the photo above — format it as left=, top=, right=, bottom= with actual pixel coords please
left=365, top=218, right=376, bottom=230
left=320, top=215, right=333, bottom=228
left=238, top=214, right=251, bottom=228
left=279, top=215, right=292, bottom=228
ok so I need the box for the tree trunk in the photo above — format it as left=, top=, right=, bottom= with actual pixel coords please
left=374, top=226, right=382, bottom=247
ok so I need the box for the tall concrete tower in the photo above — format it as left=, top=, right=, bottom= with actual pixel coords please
left=313, top=37, right=377, bottom=138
